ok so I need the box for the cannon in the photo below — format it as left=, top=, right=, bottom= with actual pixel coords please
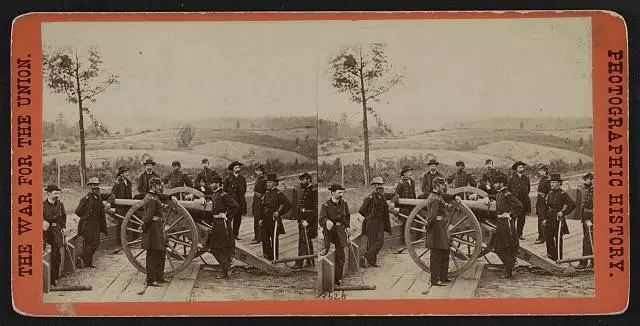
left=108, top=187, right=289, bottom=278
left=395, top=186, right=582, bottom=277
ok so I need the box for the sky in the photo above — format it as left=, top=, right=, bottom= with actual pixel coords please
left=42, top=17, right=592, bottom=132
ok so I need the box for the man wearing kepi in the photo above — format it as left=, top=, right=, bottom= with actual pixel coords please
left=224, top=161, right=247, bottom=240
left=137, top=159, right=160, bottom=196
left=507, top=161, right=531, bottom=240
left=260, top=173, right=291, bottom=261
left=141, top=177, right=177, bottom=286
left=200, top=175, right=239, bottom=279
left=75, top=177, right=110, bottom=268
left=292, top=172, right=317, bottom=269
left=43, top=185, right=66, bottom=286
left=424, top=177, right=458, bottom=286
left=489, top=174, right=523, bottom=279
left=194, top=158, right=220, bottom=188
left=319, top=184, right=350, bottom=285
left=395, top=166, right=416, bottom=227
left=534, top=166, right=551, bottom=244
left=162, top=160, right=193, bottom=189
left=250, top=165, right=266, bottom=244
left=543, top=173, right=576, bottom=261
left=577, top=172, right=594, bottom=269
left=359, top=177, right=392, bottom=268
left=447, top=160, right=477, bottom=189
left=479, top=159, right=500, bottom=196
left=111, top=166, right=133, bottom=239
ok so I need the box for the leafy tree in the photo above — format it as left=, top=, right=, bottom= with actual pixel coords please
left=43, top=46, right=119, bottom=184
left=328, top=43, right=403, bottom=184
left=176, top=124, right=196, bottom=148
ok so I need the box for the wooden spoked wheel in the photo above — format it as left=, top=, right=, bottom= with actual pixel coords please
left=120, top=196, right=200, bottom=277
left=404, top=199, right=484, bottom=277
left=165, top=186, right=206, bottom=201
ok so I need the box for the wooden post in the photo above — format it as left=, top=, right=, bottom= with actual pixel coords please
left=318, top=251, right=335, bottom=294
left=43, top=260, right=50, bottom=293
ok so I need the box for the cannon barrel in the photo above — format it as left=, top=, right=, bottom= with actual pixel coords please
left=394, top=198, right=497, bottom=221
left=113, top=198, right=213, bottom=212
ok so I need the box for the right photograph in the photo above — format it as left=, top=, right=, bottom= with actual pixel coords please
left=316, top=17, right=595, bottom=299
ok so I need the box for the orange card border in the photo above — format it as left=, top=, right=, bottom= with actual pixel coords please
left=10, top=10, right=629, bottom=316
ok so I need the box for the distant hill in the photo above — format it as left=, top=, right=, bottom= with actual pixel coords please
left=441, top=116, right=592, bottom=130
left=161, top=116, right=317, bottom=131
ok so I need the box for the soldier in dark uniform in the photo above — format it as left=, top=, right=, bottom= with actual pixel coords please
left=446, top=160, right=477, bottom=189
left=111, top=166, right=132, bottom=238
left=543, top=173, right=576, bottom=261
left=224, top=161, right=247, bottom=240
left=424, top=177, right=458, bottom=286
left=141, top=177, right=177, bottom=286
left=137, top=159, right=160, bottom=197
left=420, top=159, right=444, bottom=198
left=162, top=160, right=193, bottom=189
left=577, top=172, right=594, bottom=269
left=534, top=166, right=551, bottom=244
left=507, top=161, right=531, bottom=240
left=75, top=178, right=111, bottom=268
left=43, top=185, right=66, bottom=286
left=193, top=158, right=220, bottom=187
left=201, top=175, right=240, bottom=279
left=488, top=174, right=523, bottom=279
left=395, top=166, right=416, bottom=226
left=319, top=184, right=350, bottom=285
left=479, top=159, right=500, bottom=196
left=359, top=177, right=392, bottom=268
left=250, top=165, right=266, bottom=244
left=260, top=173, right=292, bottom=261
left=292, top=172, right=317, bottom=269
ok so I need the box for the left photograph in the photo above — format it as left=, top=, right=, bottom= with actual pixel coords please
left=41, top=22, right=318, bottom=302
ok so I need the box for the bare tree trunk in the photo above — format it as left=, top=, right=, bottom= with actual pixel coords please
left=358, top=47, right=370, bottom=186
left=74, top=49, right=86, bottom=185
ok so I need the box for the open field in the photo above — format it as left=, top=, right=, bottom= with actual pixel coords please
left=319, top=149, right=513, bottom=167
left=474, top=140, right=592, bottom=164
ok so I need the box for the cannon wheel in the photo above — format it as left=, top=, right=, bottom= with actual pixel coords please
left=166, top=186, right=206, bottom=201
left=120, top=196, right=200, bottom=277
left=404, top=199, right=484, bottom=277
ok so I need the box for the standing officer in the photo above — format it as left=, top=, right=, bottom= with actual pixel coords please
left=43, top=185, right=66, bottom=286
left=479, top=159, right=500, bottom=196
left=543, top=173, right=576, bottom=261
left=420, top=159, right=443, bottom=198
left=224, top=161, right=247, bottom=240
left=507, top=161, right=531, bottom=240
left=163, top=160, right=193, bottom=189
left=359, top=177, right=392, bottom=268
left=489, top=174, right=523, bottom=279
left=194, top=158, right=220, bottom=187
left=111, top=166, right=132, bottom=237
left=250, top=165, right=266, bottom=244
left=141, top=177, right=177, bottom=286
left=75, top=177, right=110, bottom=268
left=200, top=175, right=240, bottom=279
left=319, top=184, right=350, bottom=285
left=534, top=166, right=551, bottom=244
left=577, top=172, right=594, bottom=269
left=260, top=173, right=292, bottom=261
left=424, top=177, right=457, bottom=286
left=395, top=166, right=416, bottom=226
left=446, top=160, right=477, bottom=189
left=292, top=172, right=317, bottom=269
left=137, top=159, right=160, bottom=196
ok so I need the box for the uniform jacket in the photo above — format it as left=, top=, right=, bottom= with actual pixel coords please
left=111, top=176, right=133, bottom=200
left=141, top=191, right=171, bottom=250
left=545, top=187, right=576, bottom=235
left=194, top=167, right=220, bottom=186
left=75, top=192, right=110, bottom=237
left=320, top=198, right=351, bottom=248
left=395, top=176, right=417, bottom=199
left=536, top=175, right=551, bottom=218
left=479, top=168, right=501, bottom=196
left=447, top=170, right=478, bottom=188
left=582, top=185, right=594, bottom=222
left=251, top=175, right=267, bottom=217
left=491, top=187, right=523, bottom=248
left=420, top=171, right=444, bottom=196
left=205, top=187, right=239, bottom=248
left=162, top=170, right=193, bottom=189
left=424, top=192, right=450, bottom=250
left=137, top=170, right=160, bottom=194
left=507, top=172, right=531, bottom=214
left=298, top=184, right=318, bottom=238
left=224, top=173, right=247, bottom=215
left=261, top=187, right=292, bottom=234
left=43, top=199, right=66, bottom=248
left=359, top=191, right=391, bottom=235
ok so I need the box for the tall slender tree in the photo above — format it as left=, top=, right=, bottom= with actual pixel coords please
left=43, top=46, right=119, bottom=184
left=328, top=43, right=403, bottom=184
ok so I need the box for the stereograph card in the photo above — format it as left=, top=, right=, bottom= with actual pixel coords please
left=10, top=11, right=629, bottom=316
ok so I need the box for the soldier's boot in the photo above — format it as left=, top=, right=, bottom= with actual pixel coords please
left=576, top=259, right=588, bottom=269
left=216, top=269, right=229, bottom=279
left=302, top=259, right=313, bottom=268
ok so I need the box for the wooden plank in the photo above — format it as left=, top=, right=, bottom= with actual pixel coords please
left=117, top=271, right=148, bottom=301
left=232, top=243, right=286, bottom=275
left=392, top=267, right=425, bottom=294
left=43, top=260, right=51, bottom=293
left=97, top=267, right=140, bottom=302
left=318, top=251, right=335, bottom=294
left=408, top=271, right=431, bottom=295
left=449, top=263, right=485, bottom=298
left=161, top=263, right=201, bottom=302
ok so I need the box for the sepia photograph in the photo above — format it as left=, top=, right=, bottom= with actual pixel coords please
left=315, top=17, right=596, bottom=299
left=40, top=21, right=319, bottom=302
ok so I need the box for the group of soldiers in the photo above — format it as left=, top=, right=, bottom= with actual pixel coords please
left=43, top=157, right=318, bottom=287
left=317, top=157, right=594, bottom=286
